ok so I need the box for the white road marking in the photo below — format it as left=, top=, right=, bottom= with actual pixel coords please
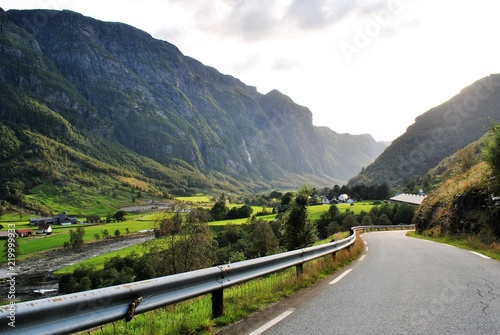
left=365, top=247, right=369, bottom=252
left=329, top=268, right=353, bottom=285
left=358, top=255, right=366, bottom=262
left=247, top=309, right=295, bottom=335
left=469, top=251, right=491, bottom=259
left=363, top=241, right=368, bottom=245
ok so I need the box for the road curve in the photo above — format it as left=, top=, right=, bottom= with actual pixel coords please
left=220, top=231, right=500, bottom=335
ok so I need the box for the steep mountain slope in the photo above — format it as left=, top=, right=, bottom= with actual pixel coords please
left=349, top=74, right=500, bottom=189
left=0, top=8, right=386, bottom=209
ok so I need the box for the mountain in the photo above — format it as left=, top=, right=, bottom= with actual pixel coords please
left=0, top=8, right=386, bottom=210
left=348, top=73, right=500, bottom=190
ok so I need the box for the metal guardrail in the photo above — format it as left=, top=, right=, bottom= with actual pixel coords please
left=0, top=224, right=414, bottom=334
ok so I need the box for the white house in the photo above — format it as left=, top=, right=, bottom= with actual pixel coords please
left=338, top=194, right=349, bottom=202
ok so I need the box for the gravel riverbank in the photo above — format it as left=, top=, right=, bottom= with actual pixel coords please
left=0, top=233, right=155, bottom=301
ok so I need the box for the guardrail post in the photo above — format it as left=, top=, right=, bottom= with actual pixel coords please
left=296, top=263, right=303, bottom=277
left=212, top=288, right=224, bottom=318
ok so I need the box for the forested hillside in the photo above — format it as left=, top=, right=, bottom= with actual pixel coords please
left=0, top=8, right=386, bottom=212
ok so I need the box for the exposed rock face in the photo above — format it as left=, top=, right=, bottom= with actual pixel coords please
left=415, top=189, right=500, bottom=238
left=1, top=9, right=386, bottom=195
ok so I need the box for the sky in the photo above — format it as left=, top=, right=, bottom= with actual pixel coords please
left=2, top=0, right=500, bottom=142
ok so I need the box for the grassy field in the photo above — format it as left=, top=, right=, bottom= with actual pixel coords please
left=174, top=195, right=212, bottom=203
left=0, top=212, right=160, bottom=262
left=308, top=201, right=377, bottom=220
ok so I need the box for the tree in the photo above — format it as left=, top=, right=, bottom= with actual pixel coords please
left=361, top=215, right=373, bottom=226
left=280, top=186, right=317, bottom=250
left=210, top=201, right=228, bottom=221
left=68, top=227, right=85, bottom=250
left=113, top=210, right=127, bottom=222
left=342, top=214, right=358, bottom=231
left=379, top=214, right=392, bottom=225
left=155, top=212, right=183, bottom=237
left=326, top=221, right=340, bottom=237
left=186, top=207, right=212, bottom=224
left=484, top=123, right=500, bottom=193
left=227, top=204, right=253, bottom=219
left=393, top=203, right=416, bottom=224
left=251, top=219, right=279, bottom=257
left=162, top=221, right=216, bottom=274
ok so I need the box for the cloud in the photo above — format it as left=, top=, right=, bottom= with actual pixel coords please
left=271, top=58, right=302, bottom=71
left=232, top=54, right=261, bottom=72
left=187, top=0, right=281, bottom=41
left=285, top=0, right=355, bottom=29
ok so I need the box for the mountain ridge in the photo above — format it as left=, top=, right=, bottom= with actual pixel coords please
left=0, top=8, right=386, bottom=209
left=348, top=73, right=500, bottom=191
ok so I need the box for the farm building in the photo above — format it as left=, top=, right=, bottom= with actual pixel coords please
left=389, top=193, right=426, bottom=205
left=16, top=229, right=35, bottom=237
left=29, top=212, right=77, bottom=226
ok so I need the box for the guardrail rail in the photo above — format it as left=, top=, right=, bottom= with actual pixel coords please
left=0, top=224, right=414, bottom=334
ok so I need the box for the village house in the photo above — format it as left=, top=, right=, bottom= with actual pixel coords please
left=16, top=229, right=35, bottom=237
left=37, top=221, right=52, bottom=235
left=321, top=196, right=330, bottom=205
left=338, top=194, right=349, bottom=202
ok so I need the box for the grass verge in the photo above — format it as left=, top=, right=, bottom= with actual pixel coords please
left=406, top=231, right=500, bottom=261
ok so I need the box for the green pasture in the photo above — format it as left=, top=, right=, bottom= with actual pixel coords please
left=174, top=195, right=212, bottom=203
left=24, top=182, right=165, bottom=216
left=0, top=212, right=160, bottom=262
left=308, top=201, right=377, bottom=220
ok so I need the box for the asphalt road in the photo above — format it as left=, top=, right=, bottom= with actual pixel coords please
left=220, top=231, right=500, bottom=335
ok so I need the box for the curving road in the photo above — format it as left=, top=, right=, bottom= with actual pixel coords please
left=220, top=231, right=500, bottom=335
